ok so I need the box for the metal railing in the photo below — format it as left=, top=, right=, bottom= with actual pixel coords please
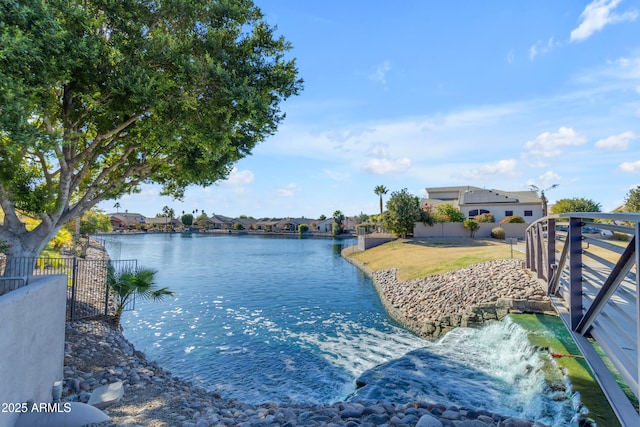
left=0, top=255, right=137, bottom=321
left=526, top=212, right=639, bottom=426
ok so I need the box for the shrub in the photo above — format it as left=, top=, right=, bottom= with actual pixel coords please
left=233, top=222, right=245, bottom=230
left=475, top=213, right=495, bottom=223
left=463, top=219, right=480, bottom=237
left=434, top=203, right=465, bottom=223
left=491, top=227, right=506, bottom=239
left=500, top=215, right=525, bottom=224
left=612, top=231, right=632, bottom=241
left=298, top=224, right=309, bottom=234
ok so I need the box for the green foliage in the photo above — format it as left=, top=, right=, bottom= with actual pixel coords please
left=624, top=186, right=640, bottom=212
left=318, top=214, right=327, bottom=221
left=63, top=208, right=112, bottom=236
left=107, top=267, right=173, bottom=327
left=383, top=188, right=430, bottom=237
left=47, top=227, right=73, bottom=251
left=332, top=210, right=345, bottom=236
left=298, top=223, right=309, bottom=234
left=181, top=214, right=194, bottom=227
left=374, top=185, right=388, bottom=216
left=475, top=213, right=495, bottom=223
left=233, top=222, right=245, bottom=230
left=0, top=0, right=302, bottom=260
left=551, top=198, right=602, bottom=214
left=500, top=215, right=525, bottom=224
left=491, top=227, right=506, bottom=239
left=434, top=203, right=465, bottom=223
left=612, top=232, right=632, bottom=241
left=195, top=212, right=209, bottom=225
left=0, top=240, right=9, bottom=253
left=463, top=219, right=480, bottom=237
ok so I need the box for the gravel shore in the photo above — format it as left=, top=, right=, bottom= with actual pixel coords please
left=62, top=245, right=562, bottom=426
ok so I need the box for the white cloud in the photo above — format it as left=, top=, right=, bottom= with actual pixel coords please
left=362, top=157, right=411, bottom=175
left=223, top=168, right=255, bottom=186
left=361, top=143, right=411, bottom=175
left=524, top=127, right=587, bottom=158
left=529, top=37, right=561, bottom=61
left=276, top=183, right=300, bottom=197
left=369, top=61, right=391, bottom=85
left=571, top=0, right=639, bottom=42
left=322, top=168, right=350, bottom=181
left=595, top=131, right=637, bottom=149
left=462, top=159, right=519, bottom=180
left=618, top=160, right=640, bottom=173
left=507, top=49, right=515, bottom=64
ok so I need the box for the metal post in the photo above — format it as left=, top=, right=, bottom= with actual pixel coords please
left=636, top=221, right=640, bottom=403
left=69, top=257, right=78, bottom=322
left=547, top=218, right=556, bottom=289
left=104, top=260, right=111, bottom=316
left=569, top=217, right=583, bottom=331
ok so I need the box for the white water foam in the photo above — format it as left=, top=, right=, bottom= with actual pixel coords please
left=349, top=317, right=579, bottom=426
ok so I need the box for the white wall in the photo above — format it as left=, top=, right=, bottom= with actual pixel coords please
left=414, top=222, right=528, bottom=239
left=0, top=275, right=66, bottom=427
left=460, top=203, right=543, bottom=223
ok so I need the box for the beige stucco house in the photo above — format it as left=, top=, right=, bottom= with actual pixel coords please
left=423, top=186, right=543, bottom=223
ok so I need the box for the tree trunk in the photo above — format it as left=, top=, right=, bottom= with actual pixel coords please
left=1, top=224, right=57, bottom=278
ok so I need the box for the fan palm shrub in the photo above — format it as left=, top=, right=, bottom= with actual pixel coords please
left=107, top=267, right=174, bottom=328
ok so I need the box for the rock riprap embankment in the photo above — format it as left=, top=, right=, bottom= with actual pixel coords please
left=369, top=259, right=554, bottom=339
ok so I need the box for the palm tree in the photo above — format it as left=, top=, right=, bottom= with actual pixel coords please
left=113, top=202, right=120, bottom=213
left=530, top=184, right=559, bottom=217
left=374, top=185, right=388, bottom=216
left=162, top=205, right=172, bottom=231
left=107, top=267, right=174, bottom=328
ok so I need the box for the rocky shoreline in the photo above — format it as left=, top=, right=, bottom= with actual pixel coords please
left=358, top=259, right=555, bottom=340
left=62, top=246, right=565, bottom=427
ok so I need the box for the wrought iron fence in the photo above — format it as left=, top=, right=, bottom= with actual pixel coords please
left=0, top=255, right=137, bottom=322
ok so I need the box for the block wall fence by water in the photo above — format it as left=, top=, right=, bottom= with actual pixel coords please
left=0, top=275, right=67, bottom=427
left=414, top=222, right=528, bottom=238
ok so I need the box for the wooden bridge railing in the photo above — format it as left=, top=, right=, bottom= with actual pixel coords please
left=526, top=212, right=639, bottom=426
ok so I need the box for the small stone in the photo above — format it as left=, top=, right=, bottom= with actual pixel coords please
left=88, top=380, right=124, bottom=409
left=416, top=414, right=443, bottom=427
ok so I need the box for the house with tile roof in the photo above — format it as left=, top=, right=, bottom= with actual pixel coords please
left=423, top=186, right=543, bottom=223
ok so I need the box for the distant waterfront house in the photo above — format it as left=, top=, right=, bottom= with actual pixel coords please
left=145, top=216, right=181, bottom=230
left=109, top=212, right=147, bottom=229
left=315, top=219, right=333, bottom=232
left=275, top=217, right=311, bottom=232
left=233, top=217, right=257, bottom=230
left=423, top=186, right=543, bottom=223
left=255, top=218, right=280, bottom=232
left=204, top=214, right=235, bottom=230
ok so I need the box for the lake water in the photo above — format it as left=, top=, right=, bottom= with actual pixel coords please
left=103, top=233, right=578, bottom=425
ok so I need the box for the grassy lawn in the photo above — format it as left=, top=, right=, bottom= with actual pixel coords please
left=348, top=237, right=524, bottom=281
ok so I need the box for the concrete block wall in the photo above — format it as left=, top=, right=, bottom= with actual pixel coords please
left=413, top=222, right=528, bottom=239
left=0, top=275, right=67, bottom=427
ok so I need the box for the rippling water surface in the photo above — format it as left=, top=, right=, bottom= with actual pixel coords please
left=104, top=233, right=578, bottom=425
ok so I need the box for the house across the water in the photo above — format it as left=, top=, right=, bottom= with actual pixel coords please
left=423, top=186, right=543, bottom=223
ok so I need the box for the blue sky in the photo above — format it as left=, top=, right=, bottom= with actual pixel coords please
left=102, top=0, right=640, bottom=219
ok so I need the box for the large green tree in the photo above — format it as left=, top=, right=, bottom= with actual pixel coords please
left=624, top=186, right=640, bottom=212
left=383, top=188, right=433, bottom=237
left=550, top=198, right=602, bottom=215
left=0, top=0, right=302, bottom=274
